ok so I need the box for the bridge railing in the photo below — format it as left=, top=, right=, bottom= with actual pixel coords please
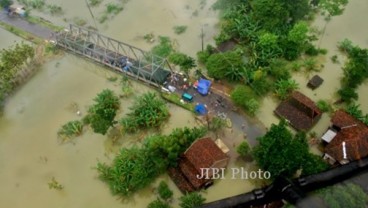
left=54, top=24, right=173, bottom=87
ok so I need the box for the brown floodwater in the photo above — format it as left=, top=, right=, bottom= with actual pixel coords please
left=0, top=0, right=260, bottom=204
left=1, top=0, right=367, bottom=207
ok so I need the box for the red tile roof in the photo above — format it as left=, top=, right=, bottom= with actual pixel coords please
left=325, top=110, right=368, bottom=163
left=169, top=138, right=229, bottom=193
left=184, top=138, right=229, bottom=173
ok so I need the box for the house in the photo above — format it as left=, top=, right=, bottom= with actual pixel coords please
left=274, top=91, right=322, bottom=131
left=322, top=110, right=368, bottom=165
left=168, top=138, right=230, bottom=193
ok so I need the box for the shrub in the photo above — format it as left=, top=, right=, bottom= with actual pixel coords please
left=237, top=141, right=250, bottom=157
left=57, top=120, right=83, bottom=140
left=121, top=92, right=169, bottom=133
left=179, top=192, right=206, bottom=208
left=157, top=181, right=173, bottom=201
left=173, top=25, right=187, bottom=35
left=231, top=85, right=260, bottom=116
left=316, top=100, right=331, bottom=113
left=147, top=199, right=171, bottom=208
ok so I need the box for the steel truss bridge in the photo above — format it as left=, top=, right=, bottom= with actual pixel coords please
left=54, top=24, right=173, bottom=87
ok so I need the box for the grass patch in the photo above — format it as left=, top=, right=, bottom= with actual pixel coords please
left=88, top=0, right=103, bottom=7
left=160, top=92, right=195, bottom=112
left=26, top=16, right=63, bottom=31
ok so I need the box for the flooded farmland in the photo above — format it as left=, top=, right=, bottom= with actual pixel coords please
left=1, top=0, right=368, bottom=207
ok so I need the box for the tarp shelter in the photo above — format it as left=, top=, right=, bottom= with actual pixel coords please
left=197, top=79, right=211, bottom=95
left=195, top=104, right=207, bottom=115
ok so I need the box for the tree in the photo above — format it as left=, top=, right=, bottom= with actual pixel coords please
left=237, top=141, right=251, bottom=157
left=179, top=192, right=206, bottom=208
left=252, top=121, right=326, bottom=179
left=205, top=50, right=244, bottom=80
left=121, top=92, right=169, bottom=133
left=147, top=199, right=171, bottom=208
left=86, top=89, right=120, bottom=135
left=168, top=52, right=196, bottom=76
left=157, top=181, right=173, bottom=201
left=231, top=85, right=260, bottom=116
left=301, top=154, right=329, bottom=176
left=337, top=87, right=358, bottom=103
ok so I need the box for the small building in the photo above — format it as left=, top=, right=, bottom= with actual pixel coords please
left=322, top=110, right=368, bottom=165
left=307, top=75, right=324, bottom=90
left=274, top=91, right=322, bottom=131
left=168, top=138, right=230, bottom=193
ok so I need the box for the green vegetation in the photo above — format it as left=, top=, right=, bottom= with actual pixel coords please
left=205, top=49, right=244, bottom=81
left=318, top=183, right=368, bottom=208
left=161, top=92, right=195, bottom=112
left=316, top=100, right=332, bottom=113
left=179, top=192, right=206, bottom=208
left=84, top=89, right=120, bottom=135
left=99, top=3, right=124, bottom=23
left=0, top=21, right=43, bottom=43
left=48, top=177, right=64, bottom=190
left=168, top=52, right=196, bottom=76
left=345, top=104, right=368, bottom=125
left=97, top=127, right=206, bottom=196
left=252, top=121, right=329, bottom=179
left=0, top=0, right=12, bottom=8
left=120, top=76, right=133, bottom=98
left=147, top=199, right=171, bottom=208
left=151, top=36, right=174, bottom=58
left=274, top=79, right=299, bottom=100
left=231, top=85, right=260, bottom=116
left=318, top=0, right=349, bottom=16
left=0, top=42, right=35, bottom=112
left=173, top=25, right=187, bottom=35
left=236, top=141, right=251, bottom=158
left=337, top=41, right=368, bottom=103
left=57, top=120, right=83, bottom=142
left=157, top=181, right=173, bottom=201
left=121, top=92, right=169, bottom=133
left=88, top=0, right=103, bottom=7
left=18, top=0, right=45, bottom=10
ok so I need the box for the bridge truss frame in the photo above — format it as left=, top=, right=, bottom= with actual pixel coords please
left=54, top=24, right=173, bottom=87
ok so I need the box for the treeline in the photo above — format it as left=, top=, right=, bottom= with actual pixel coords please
left=337, top=39, right=368, bottom=103
left=0, top=42, right=35, bottom=112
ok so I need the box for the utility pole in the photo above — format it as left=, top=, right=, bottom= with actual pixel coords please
left=85, top=0, right=98, bottom=31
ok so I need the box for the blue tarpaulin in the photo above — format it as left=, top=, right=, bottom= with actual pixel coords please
left=195, top=104, right=207, bottom=115
left=197, top=79, right=211, bottom=95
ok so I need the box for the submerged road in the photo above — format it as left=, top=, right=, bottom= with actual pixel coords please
left=0, top=10, right=53, bottom=40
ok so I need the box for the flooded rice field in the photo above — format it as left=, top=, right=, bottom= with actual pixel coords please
left=0, top=27, right=24, bottom=48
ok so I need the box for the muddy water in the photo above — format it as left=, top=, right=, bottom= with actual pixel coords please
left=0, top=27, right=24, bottom=48
left=33, top=0, right=219, bottom=57
left=258, top=0, right=368, bottom=138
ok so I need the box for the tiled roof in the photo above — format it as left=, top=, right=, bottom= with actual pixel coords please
left=184, top=138, right=228, bottom=173
left=274, top=91, right=322, bottom=130
left=325, top=110, right=368, bottom=163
